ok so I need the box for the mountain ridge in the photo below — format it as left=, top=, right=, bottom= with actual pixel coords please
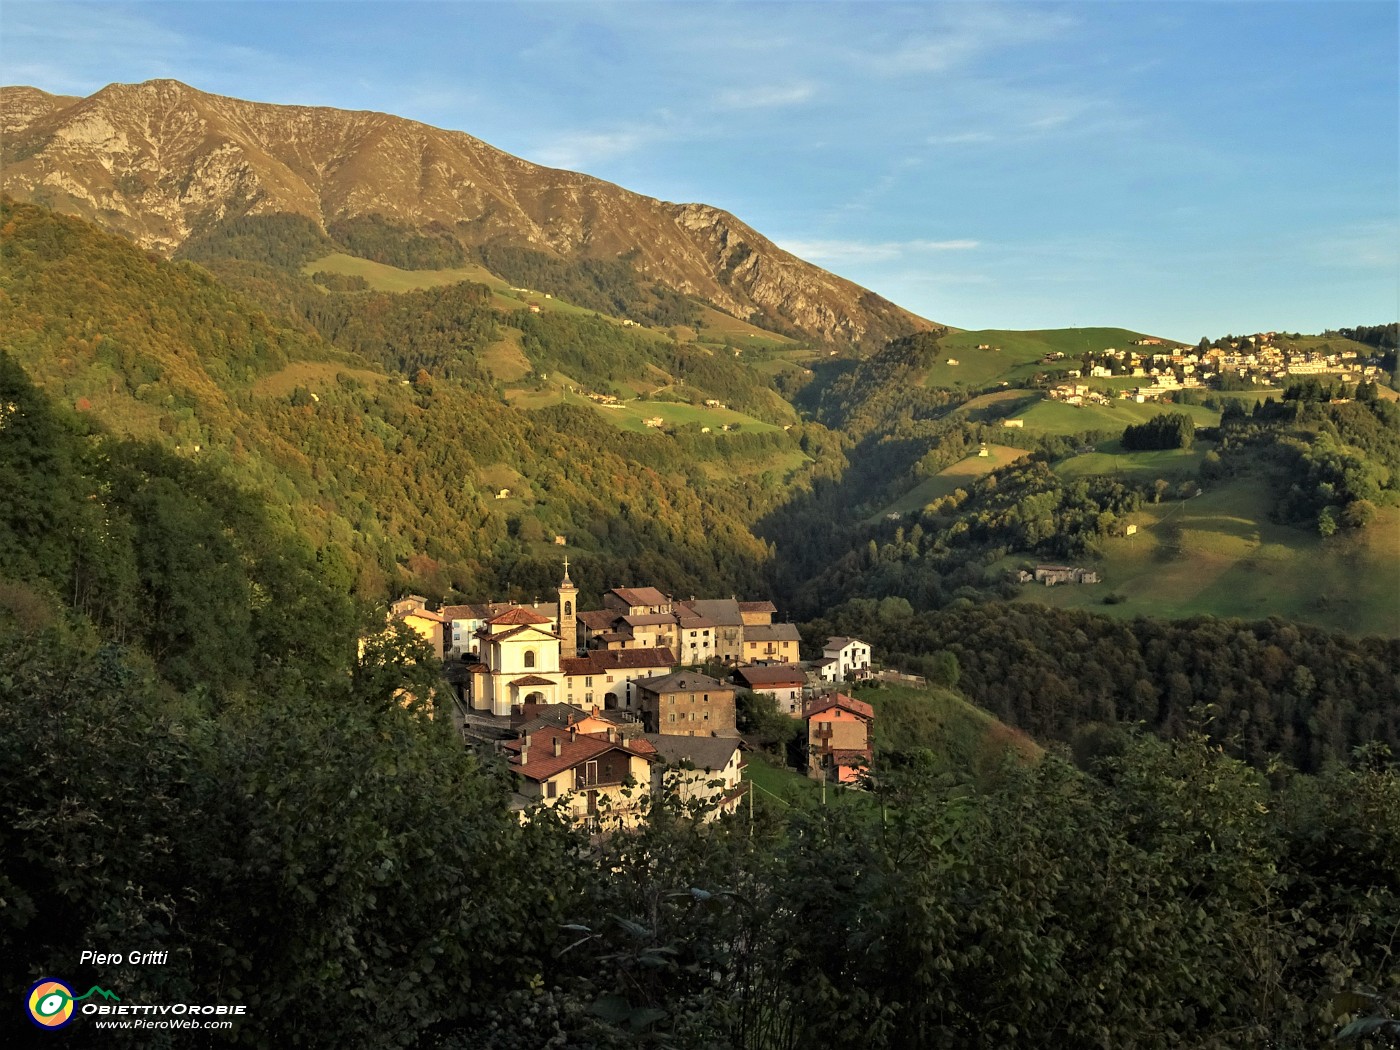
left=1, top=78, right=933, bottom=346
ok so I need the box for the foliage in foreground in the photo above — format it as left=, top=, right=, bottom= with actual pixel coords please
left=1, top=618, right=1395, bottom=1049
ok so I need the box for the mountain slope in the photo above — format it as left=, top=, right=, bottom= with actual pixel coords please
left=1, top=78, right=932, bottom=345
left=0, top=199, right=802, bottom=603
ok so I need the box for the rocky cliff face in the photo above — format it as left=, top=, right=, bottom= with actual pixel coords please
left=1, top=79, right=931, bottom=344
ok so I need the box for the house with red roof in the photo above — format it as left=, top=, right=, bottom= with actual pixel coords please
left=559, top=648, right=677, bottom=712
left=804, top=693, right=875, bottom=785
left=502, top=723, right=657, bottom=828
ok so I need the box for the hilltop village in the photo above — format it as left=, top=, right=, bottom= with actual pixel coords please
left=386, top=567, right=879, bottom=828
left=1038, top=332, right=1387, bottom=407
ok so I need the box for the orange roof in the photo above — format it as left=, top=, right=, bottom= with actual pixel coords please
left=488, top=606, right=554, bottom=626
left=510, top=675, right=557, bottom=687
left=804, top=693, right=875, bottom=721
left=504, top=726, right=655, bottom=782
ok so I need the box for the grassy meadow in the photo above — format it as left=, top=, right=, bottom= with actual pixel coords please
left=1011, top=478, right=1400, bottom=636
left=1015, top=396, right=1220, bottom=436
left=925, top=328, right=1175, bottom=389
left=872, top=445, right=1032, bottom=520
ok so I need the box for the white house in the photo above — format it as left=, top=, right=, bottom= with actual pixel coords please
left=821, top=636, right=872, bottom=682
left=644, top=735, right=747, bottom=821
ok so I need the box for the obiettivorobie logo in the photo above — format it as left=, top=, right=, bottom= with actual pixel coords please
left=27, top=978, right=120, bottom=1029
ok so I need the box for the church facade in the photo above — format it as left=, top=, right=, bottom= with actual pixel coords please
left=464, top=564, right=577, bottom=717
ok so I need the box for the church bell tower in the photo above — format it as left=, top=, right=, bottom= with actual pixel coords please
left=557, top=558, right=579, bottom=657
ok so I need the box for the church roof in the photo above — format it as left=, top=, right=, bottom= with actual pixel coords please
left=560, top=648, right=677, bottom=676
left=488, top=606, right=554, bottom=626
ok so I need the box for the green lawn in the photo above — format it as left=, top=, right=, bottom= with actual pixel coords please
left=743, top=753, right=820, bottom=807
left=1013, top=478, right=1400, bottom=636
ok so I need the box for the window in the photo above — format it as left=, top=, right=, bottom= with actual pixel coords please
left=524, top=650, right=536, bottom=669
left=703, top=693, right=709, bottom=702
left=544, top=781, right=557, bottom=799
left=585, top=676, right=592, bottom=687
left=564, top=600, right=572, bottom=616
left=668, top=713, right=676, bottom=723
left=703, top=712, right=710, bottom=721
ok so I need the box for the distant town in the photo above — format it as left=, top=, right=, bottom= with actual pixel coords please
left=1036, top=332, right=1386, bottom=408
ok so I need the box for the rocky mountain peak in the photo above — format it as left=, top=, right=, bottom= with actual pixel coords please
left=1, top=79, right=933, bottom=344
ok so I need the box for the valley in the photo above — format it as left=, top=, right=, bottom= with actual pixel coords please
left=1, top=71, right=1396, bottom=1050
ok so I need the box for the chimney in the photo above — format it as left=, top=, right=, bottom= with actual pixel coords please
left=520, top=735, right=530, bottom=767
left=607, top=727, right=616, bottom=744
left=569, top=725, right=577, bottom=742
left=553, top=737, right=562, bottom=757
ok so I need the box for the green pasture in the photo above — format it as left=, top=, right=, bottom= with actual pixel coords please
left=743, top=754, right=821, bottom=808
left=925, top=328, right=1177, bottom=390
left=596, top=398, right=783, bottom=434
left=687, top=302, right=797, bottom=347
left=480, top=328, right=534, bottom=382
left=510, top=386, right=782, bottom=436
left=871, top=445, right=1032, bottom=521
left=1012, top=478, right=1400, bottom=637
left=1055, top=442, right=1209, bottom=482
left=1017, top=396, right=1219, bottom=437
left=303, top=252, right=503, bottom=294
left=852, top=682, right=1043, bottom=775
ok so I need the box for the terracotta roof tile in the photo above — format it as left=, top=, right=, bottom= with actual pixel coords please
left=505, top=726, right=656, bottom=782
left=804, top=693, right=875, bottom=721
left=488, top=606, right=554, bottom=626
left=738, top=601, right=778, bottom=614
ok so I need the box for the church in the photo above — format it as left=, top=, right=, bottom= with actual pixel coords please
left=461, top=562, right=578, bottom=717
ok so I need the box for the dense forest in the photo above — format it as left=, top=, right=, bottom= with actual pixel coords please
left=806, top=600, right=1400, bottom=774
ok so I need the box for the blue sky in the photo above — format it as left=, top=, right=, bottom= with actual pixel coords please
left=4, top=1, right=1396, bottom=341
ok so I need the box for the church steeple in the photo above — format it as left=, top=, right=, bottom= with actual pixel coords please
left=557, top=558, right=578, bottom=657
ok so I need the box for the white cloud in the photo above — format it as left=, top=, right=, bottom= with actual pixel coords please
left=531, top=125, right=662, bottom=171
left=778, top=238, right=980, bottom=263
left=1310, top=221, right=1400, bottom=271
left=868, top=5, right=1076, bottom=76
left=714, top=82, right=816, bottom=110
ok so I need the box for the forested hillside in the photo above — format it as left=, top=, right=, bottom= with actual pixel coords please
left=808, top=600, right=1400, bottom=774
left=1, top=199, right=832, bottom=603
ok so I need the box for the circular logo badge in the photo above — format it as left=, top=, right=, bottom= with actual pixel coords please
left=27, top=978, right=76, bottom=1029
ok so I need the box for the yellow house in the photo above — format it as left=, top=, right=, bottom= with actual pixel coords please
left=740, top=623, right=800, bottom=664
